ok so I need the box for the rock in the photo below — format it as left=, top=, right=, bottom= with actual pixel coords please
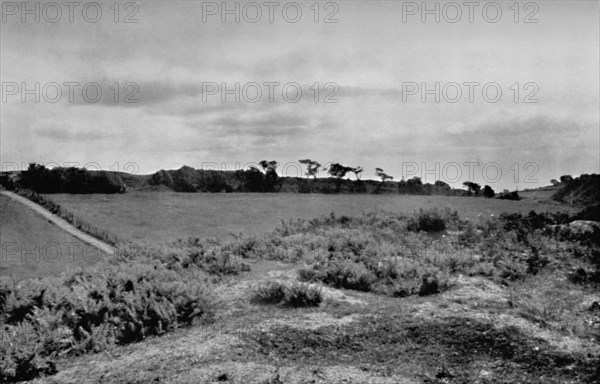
left=567, top=220, right=600, bottom=235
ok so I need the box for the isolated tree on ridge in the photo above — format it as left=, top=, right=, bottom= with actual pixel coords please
left=375, top=168, right=393, bottom=182
left=328, top=163, right=354, bottom=192
left=351, top=166, right=363, bottom=180
left=299, top=159, right=322, bottom=179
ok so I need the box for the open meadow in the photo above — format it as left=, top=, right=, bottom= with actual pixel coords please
left=45, top=192, right=576, bottom=246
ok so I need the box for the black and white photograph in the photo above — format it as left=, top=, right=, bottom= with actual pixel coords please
left=1, top=1, right=599, bottom=382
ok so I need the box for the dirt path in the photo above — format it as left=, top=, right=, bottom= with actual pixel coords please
left=0, top=190, right=115, bottom=256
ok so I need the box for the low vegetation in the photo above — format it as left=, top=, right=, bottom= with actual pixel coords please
left=0, top=260, right=214, bottom=382
left=1, top=204, right=599, bottom=382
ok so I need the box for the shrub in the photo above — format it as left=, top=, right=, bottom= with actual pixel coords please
left=498, top=191, right=520, bottom=200
left=300, top=261, right=376, bottom=292
left=282, top=282, right=323, bottom=307
left=418, top=272, right=447, bottom=296
left=168, top=246, right=251, bottom=275
left=0, top=264, right=214, bottom=381
left=407, top=208, right=446, bottom=232
left=252, top=281, right=287, bottom=305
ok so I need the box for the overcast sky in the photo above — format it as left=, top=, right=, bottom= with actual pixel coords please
left=1, top=0, right=598, bottom=190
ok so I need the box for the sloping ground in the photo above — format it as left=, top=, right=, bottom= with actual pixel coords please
left=27, top=260, right=600, bottom=384
left=0, top=194, right=110, bottom=281
left=44, top=193, right=577, bottom=245
left=519, top=185, right=562, bottom=204
left=552, top=175, right=600, bottom=207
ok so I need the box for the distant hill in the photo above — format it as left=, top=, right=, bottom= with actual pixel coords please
left=4, top=164, right=598, bottom=207
left=141, top=165, right=468, bottom=196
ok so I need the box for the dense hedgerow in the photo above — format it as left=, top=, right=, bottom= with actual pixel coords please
left=17, top=163, right=125, bottom=194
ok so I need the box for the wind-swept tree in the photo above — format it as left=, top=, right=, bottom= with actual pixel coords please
left=299, top=159, right=322, bottom=179
left=375, top=168, right=393, bottom=182
left=328, top=163, right=353, bottom=179
left=351, top=166, right=363, bottom=180
left=373, top=168, right=393, bottom=194
left=328, top=163, right=354, bottom=192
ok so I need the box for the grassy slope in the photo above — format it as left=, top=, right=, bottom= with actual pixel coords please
left=0, top=195, right=107, bottom=281
left=518, top=185, right=563, bottom=204
left=45, top=192, right=577, bottom=245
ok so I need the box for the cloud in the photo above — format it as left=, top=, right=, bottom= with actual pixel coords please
left=447, top=116, right=585, bottom=149
left=206, top=112, right=309, bottom=138
left=35, top=123, right=108, bottom=141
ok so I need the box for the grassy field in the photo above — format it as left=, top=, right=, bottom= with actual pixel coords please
left=45, top=192, right=577, bottom=245
left=0, top=194, right=107, bottom=281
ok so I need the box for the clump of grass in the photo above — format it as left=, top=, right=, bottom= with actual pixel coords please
left=283, top=282, right=323, bottom=307
left=252, top=281, right=287, bottom=305
left=299, top=261, right=376, bottom=292
left=252, top=281, right=322, bottom=307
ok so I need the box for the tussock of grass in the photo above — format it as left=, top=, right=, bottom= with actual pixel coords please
left=252, top=281, right=322, bottom=307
